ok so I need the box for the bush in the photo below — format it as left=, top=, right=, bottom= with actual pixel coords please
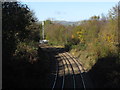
left=64, top=42, right=73, bottom=51
left=14, top=41, right=39, bottom=63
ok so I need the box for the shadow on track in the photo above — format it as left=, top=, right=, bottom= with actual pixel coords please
left=3, top=46, right=94, bottom=89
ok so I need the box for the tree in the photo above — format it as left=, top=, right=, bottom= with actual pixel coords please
left=108, top=5, right=118, bottom=20
left=44, top=19, right=52, bottom=25
left=90, top=15, right=100, bottom=20
left=26, top=22, right=40, bottom=42
left=2, top=2, right=37, bottom=60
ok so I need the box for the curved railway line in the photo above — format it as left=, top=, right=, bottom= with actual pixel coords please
left=51, top=52, right=59, bottom=90
left=50, top=48, right=86, bottom=90
left=61, top=53, right=76, bottom=89
left=65, top=52, right=86, bottom=88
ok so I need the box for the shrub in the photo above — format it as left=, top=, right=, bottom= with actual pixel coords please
left=14, top=41, right=39, bottom=63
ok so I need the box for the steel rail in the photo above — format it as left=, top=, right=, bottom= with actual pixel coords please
left=65, top=52, right=86, bottom=90
left=61, top=53, right=76, bottom=90
left=52, top=50, right=65, bottom=90
left=58, top=53, right=65, bottom=90
left=52, top=52, right=59, bottom=90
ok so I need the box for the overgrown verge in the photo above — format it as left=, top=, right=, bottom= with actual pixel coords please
left=3, top=41, right=50, bottom=88
left=88, top=56, right=120, bottom=88
left=2, top=2, right=50, bottom=88
left=69, top=44, right=120, bottom=87
left=65, top=4, right=120, bottom=88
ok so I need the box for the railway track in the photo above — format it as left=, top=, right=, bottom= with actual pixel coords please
left=61, top=53, right=76, bottom=89
left=63, top=52, right=86, bottom=89
left=52, top=52, right=59, bottom=90
left=66, top=52, right=86, bottom=89
left=51, top=48, right=86, bottom=90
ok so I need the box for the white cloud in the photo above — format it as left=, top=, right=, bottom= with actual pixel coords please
left=55, top=11, right=66, bottom=15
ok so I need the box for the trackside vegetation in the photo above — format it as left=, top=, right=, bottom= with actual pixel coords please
left=2, top=2, right=50, bottom=88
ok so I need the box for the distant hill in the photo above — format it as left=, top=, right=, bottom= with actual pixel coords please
left=39, top=20, right=82, bottom=26
left=52, top=20, right=81, bottom=26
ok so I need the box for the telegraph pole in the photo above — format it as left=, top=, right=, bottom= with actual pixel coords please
left=42, top=21, right=44, bottom=40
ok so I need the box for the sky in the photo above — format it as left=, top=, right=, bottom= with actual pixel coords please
left=22, top=2, right=118, bottom=22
